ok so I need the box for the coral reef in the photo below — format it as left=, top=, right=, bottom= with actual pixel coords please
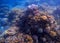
left=0, top=4, right=60, bottom=43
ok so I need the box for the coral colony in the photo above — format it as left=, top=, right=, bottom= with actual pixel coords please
left=0, top=4, right=60, bottom=43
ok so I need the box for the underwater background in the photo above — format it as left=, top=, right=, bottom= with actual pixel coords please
left=0, top=0, right=60, bottom=34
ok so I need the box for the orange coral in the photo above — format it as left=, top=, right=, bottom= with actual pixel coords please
left=50, top=31, right=57, bottom=37
left=25, top=35, right=33, bottom=43
left=40, top=16, right=47, bottom=20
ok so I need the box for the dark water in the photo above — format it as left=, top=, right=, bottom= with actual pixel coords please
left=0, top=0, right=60, bottom=34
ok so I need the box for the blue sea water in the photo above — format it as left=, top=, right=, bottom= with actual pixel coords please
left=0, top=0, right=60, bottom=34
left=0, top=0, right=60, bottom=8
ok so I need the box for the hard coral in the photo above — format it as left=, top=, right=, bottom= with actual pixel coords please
left=0, top=4, right=60, bottom=43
